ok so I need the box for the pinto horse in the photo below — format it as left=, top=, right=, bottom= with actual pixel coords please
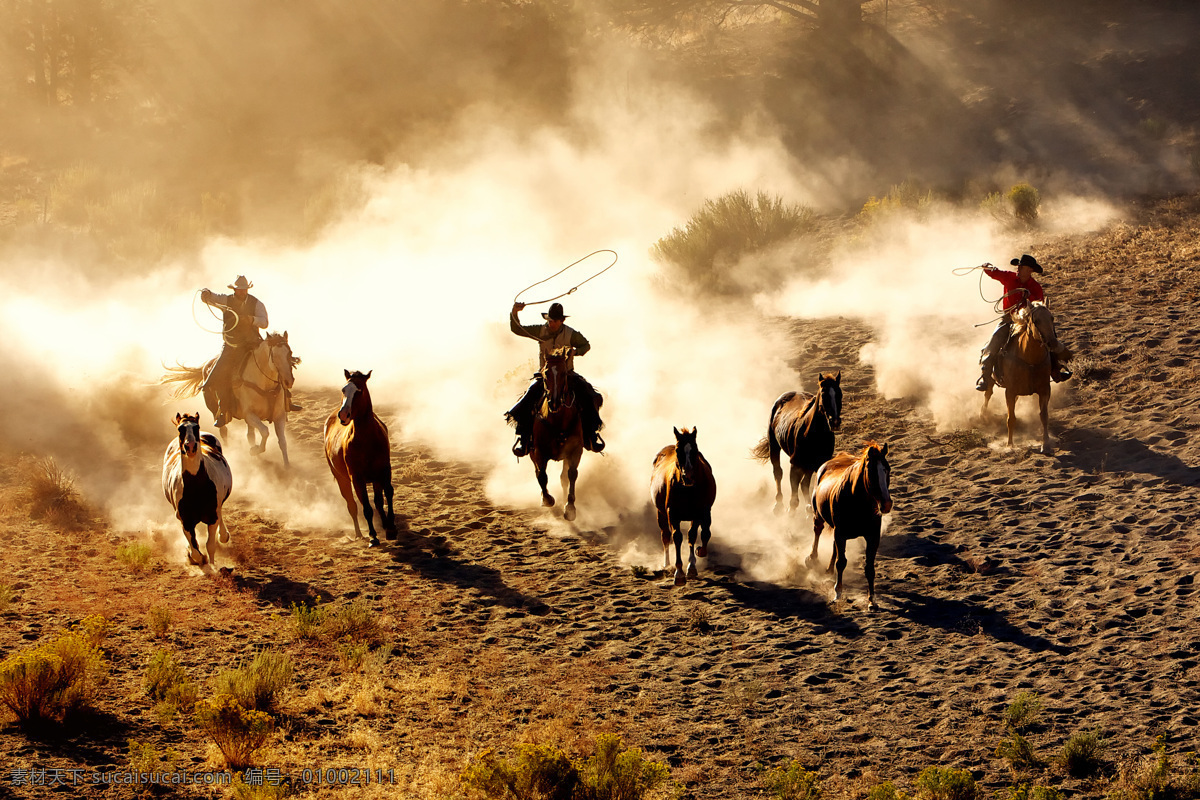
left=161, top=332, right=300, bottom=466
left=324, top=370, right=397, bottom=547
left=529, top=348, right=584, bottom=521
left=982, top=301, right=1067, bottom=454
left=808, top=442, right=892, bottom=609
left=651, top=427, right=717, bottom=586
left=162, top=413, right=233, bottom=573
left=752, top=372, right=842, bottom=514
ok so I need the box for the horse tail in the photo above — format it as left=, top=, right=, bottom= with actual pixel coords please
left=751, top=391, right=796, bottom=461
left=160, top=363, right=205, bottom=400
left=750, top=436, right=771, bottom=462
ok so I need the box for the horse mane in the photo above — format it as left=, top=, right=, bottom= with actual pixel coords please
left=798, top=373, right=839, bottom=437
left=822, top=440, right=881, bottom=496
left=546, top=346, right=572, bottom=361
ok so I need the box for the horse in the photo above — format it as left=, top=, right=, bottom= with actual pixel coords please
left=161, top=332, right=300, bottom=466
left=808, top=441, right=892, bottom=609
left=982, top=301, right=1067, bottom=454
left=324, top=370, right=396, bottom=547
left=651, top=426, right=717, bottom=586
left=161, top=412, right=233, bottom=573
left=752, top=372, right=843, bottom=515
left=529, top=348, right=584, bottom=521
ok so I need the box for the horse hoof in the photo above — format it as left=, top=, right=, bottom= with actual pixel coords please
left=686, top=565, right=698, bottom=579
left=368, top=537, right=380, bottom=548
left=542, top=496, right=556, bottom=508
left=772, top=504, right=784, bottom=516
left=564, top=506, right=577, bottom=522
left=673, top=570, right=687, bottom=586
left=696, top=546, right=707, bottom=558
left=867, top=599, right=878, bottom=611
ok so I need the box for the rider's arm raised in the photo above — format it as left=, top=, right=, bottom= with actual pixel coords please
left=510, top=305, right=541, bottom=339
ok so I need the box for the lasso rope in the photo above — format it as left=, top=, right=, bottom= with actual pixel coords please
left=191, top=289, right=239, bottom=335
left=955, top=263, right=1030, bottom=327
left=513, top=249, right=618, bottom=306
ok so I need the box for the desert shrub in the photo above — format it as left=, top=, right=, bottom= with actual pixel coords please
left=651, top=189, right=818, bottom=296
left=231, top=777, right=290, bottom=800
left=997, top=730, right=1043, bottom=773
left=214, top=651, right=293, bottom=712
left=26, top=456, right=89, bottom=528
left=0, top=625, right=108, bottom=724
left=576, top=734, right=671, bottom=800
left=127, top=738, right=176, bottom=775
left=1004, top=691, right=1043, bottom=732
left=462, top=744, right=579, bottom=800
left=0, top=583, right=14, bottom=613
left=859, top=181, right=935, bottom=222
left=1108, top=735, right=1200, bottom=800
left=319, top=599, right=384, bottom=648
left=1008, top=184, right=1040, bottom=224
left=765, top=761, right=823, bottom=800
left=116, top=541, right=154, bottom=573
left=867, top=781, right=910, bottom=800
left=143, top=650, right=197, bottom=712
left=1058, top=729, right=1109, bottom=778
left=289, top=601, right=324, bottom=640
left=148, top=606, right=172, bottom=638
left=913, top=767, right=978, bottom=800
left=194, top=694, right=273, bottom=771
left=1006, top=785, right=1062, bottom=800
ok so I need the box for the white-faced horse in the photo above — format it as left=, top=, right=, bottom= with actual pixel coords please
left=161, top=332, right=299, bottom=466
left=162, top=412, right=233, bottom=573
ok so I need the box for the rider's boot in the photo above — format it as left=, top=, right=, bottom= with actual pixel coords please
left=589, top=431, right=606, bottom=453
left=286, top=388, right=303, bottom=412
left=1050, top=354, right=1072, bottom=383
left=512, top=425, right=531, bottom=458
left=976, top=356, right=995, bottom=392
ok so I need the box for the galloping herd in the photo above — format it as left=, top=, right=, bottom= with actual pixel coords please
left=162, top=363, right=893, bottom=609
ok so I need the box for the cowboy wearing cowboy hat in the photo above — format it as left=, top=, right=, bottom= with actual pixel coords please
left=200, top=276, right=300, bottom=426
left=505, top=301, right=605, bottom=457
left=977, top=254, right=1072, bottom=391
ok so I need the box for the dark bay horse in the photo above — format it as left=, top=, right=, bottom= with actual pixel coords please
left=982, top=301, right=1067, bottom=454
left=752, top=372, right=842, bottom=514
left=651, top=427, right=717, bottom=586
left=529, top=348, right=584, bottom=521
left=808, top=442, right=892, bottom=609
left=162, top=412, right=233, bottom=573
left=324, top=370, right=396, bottom=547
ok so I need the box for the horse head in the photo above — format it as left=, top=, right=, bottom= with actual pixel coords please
left=863, top=441, right=892, bottom=514
left=817, top=371, right=843, bottom=430
left=1026, top=301, right=1064, bottom=355
left=337, top=369, right=372, bottom=425
left=266, top=331, right=298, bottom=389
left=542, top=348, right=574, bottom=414
left=175, top=412, right=202, bottom=458
left=673, top=426, right=702, bottom=487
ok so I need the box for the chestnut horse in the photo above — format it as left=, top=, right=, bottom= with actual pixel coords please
left=162, top=412, right=233, bottom=573
left=808, top=442, right=892, bottom=609
left=651, top=427, right=717, bottom=586
left=529, top=348, right=584, bottom=521
left=324, top=370, right=396, bottom=547
left=752, top=372, right=842, bottom=514
left=982, top=301, right=1066, bottom=454
left=161, top=332, right=299, bottom=466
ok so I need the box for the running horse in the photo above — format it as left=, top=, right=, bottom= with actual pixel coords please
left=162, top=412, right=233, bottom=574
left=982, top=301, right=1067, bottom=454
left=651, top=427, right=717, bottom=586
left=752, top=372, right=843, bottom=515
left=529, top=348, right=584, bottom=521
left=808, top=441, right=892, bottom=609
left=161, top=332, right=300, bottom=466
left=324, top=370, right=397, bottom=547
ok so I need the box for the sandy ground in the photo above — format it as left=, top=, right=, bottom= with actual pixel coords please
left=1, top=195, right=1199, bottom=799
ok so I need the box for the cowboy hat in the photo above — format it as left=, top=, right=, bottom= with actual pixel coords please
left=1009, top=255, right=1043, bottom=274
left=228, top=275, right=253, bottom=290
left=541, top=302, right=568, bottom=321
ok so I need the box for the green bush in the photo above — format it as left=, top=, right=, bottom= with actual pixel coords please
left=319, top=600, right=384, bottom=648
left=214, top=651, right=293, bottom=713
left=867, top=782, right=910, bottom=800
left=289, top=601, right=324, bottom=640
left=1058, top=729, right=1108, bottom=778
left=26, top=456, right=89, bottom=528
left=652, top=189, right=818, bottom=296
left=1004, top=691, right=1043, bottom=732
left=0, top=626, right=108, bottom=724
left=463, top=744, right=579, bottom=800
left=148, top=606, right=172, bottom=638
left=1006, top=784, right=1062, bottom=800
left=1008, top=184, right=1040, bottom=224
left=194, top=695, right=273, bottom=771
left=116, top=541, right=154, bottom=573
left=143, top=650, right=198, bottom=715
left=765, top=761, right=822, bottom=800
left=577, top=734, right=671, bottom=800
left=996, top=730, right=1043, bottom=773
left=1108, top=735, right=1200, bottom=800
left=859, top=181, right=935, bottom=222
left=913, top=767, right=978, bottom=800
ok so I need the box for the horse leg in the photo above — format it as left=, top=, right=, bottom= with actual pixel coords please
left=657, top=507, right=672, bottom=571
left=534, top=456, right=554, bottom=507
left=245, top=413, right=269, bottom=455
left=205, top=521, right=220, bottom=569
left=696, top=511, right=712, bottom=559
left=770, top=441, right=785, bottom=515
left=334, top=471, right=363, bottom=540
left=355, top=478, right=379, bottom=546
left=1039, top=390, right=1052, bottom=454
left=272, top=417, right=290, bottom=467
left=182, top=523, right=205, bottom=567
left=788, top=462, right=803, bottom=514
left=1005, top=390, right=1018, bottom=447
left=864, top=531, right=880, bottom=610
left=800, top=472, right=813, bottom=508
left=685, top=522, right=700, bottom=580
left=805, top=514, right=825, bottom=570
left=382, top=480, right=397, bottom=539
left=832, top=535, right=848, bottom=603
left=981, top=385, right=992, bottom=418
left=671, top=516, right=686, bottom=586
left=561, top=458, right=578, bottom=522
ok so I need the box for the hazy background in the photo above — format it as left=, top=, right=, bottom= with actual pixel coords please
left=1, top=0, right=1196, bottom=575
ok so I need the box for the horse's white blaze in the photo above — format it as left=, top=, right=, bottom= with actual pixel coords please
left=338, top=381, right=358, bottom=424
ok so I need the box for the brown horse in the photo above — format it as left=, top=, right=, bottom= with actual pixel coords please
left=982, top=301, right=1066, bottom=454
left=651, top=427, right=717, bottom=586
left=324, top=370, right=396, bottom=547
left=808, top=441, right=892, bottom=609
left=752, top=372, right=842, bottom=515
left=529, top=348, right=584, bottom=521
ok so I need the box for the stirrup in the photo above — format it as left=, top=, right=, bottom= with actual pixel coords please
left=512, top=438, right=529, bottom=458
left=975, top=376, right=989, bottom=392
left=590, top=433, right=606, bottom=453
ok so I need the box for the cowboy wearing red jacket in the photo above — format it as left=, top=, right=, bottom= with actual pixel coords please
left=977, top=254, right=1072, bottom=391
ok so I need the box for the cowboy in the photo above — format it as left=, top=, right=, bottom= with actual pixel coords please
left=976, top=254, right=1072, bottom=391
left=505, top=301, right=605, bottom=457
left=200, top=276, right=300, bottom=425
